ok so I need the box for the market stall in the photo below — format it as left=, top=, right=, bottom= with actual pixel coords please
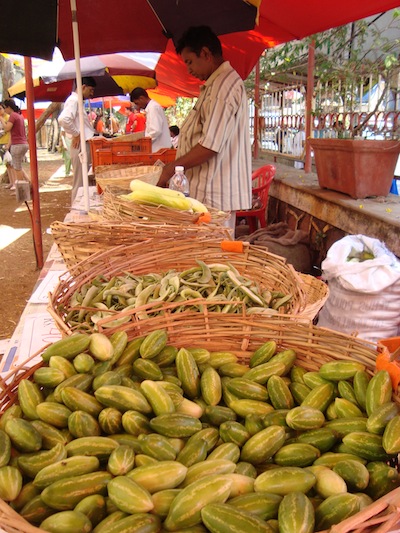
left=0, top=170, right=399, bottom=532
left=1, top=2, right=400, bottom=529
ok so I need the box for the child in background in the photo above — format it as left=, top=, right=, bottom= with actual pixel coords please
left=169, top=125, right=180, bottom=148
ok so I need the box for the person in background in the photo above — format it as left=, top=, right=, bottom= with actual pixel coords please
left=58, top=77, right=97, bottom=203
left=59, top=128, right=72, bottom=177
left=106, top=113, right=120, bottom=135
left=169, top=125, right=180, bottom=148
left=158, top=26, right=252, bottom=232
left=132, top=105, right=146, bottom=133
left=88, top=109, right=97, bottom=125
left=125, top=106, right=136, bottom=134
left=292, top=123, right=306, bottom=169
left=94, top=111, right=105, bottom=134
left=0, top=99, right=30, bottom=190
left=130, top=87, right=170, bottom=152
left=0, top=103, right=10, bottom=161
left=0, top=103, right=11, bottom=185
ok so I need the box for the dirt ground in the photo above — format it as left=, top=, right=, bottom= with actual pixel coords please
left=0, top=149, right=71, bottom=340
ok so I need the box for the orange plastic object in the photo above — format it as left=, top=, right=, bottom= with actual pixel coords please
left=236, top=164, right=275, bottom=233
left=95, top=148, right=177, bottom=168
left=376, top=337, right=400, bottom=390
left=89, top=137, right=152, bottom=170
left=195, top=212, right=212, bottom=224
left=220, top=241, right=244, bottom=253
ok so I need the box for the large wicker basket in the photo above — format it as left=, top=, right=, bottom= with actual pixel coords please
left=48, top=238, right=308, bottom=336
left=50, top=220, right=232, bottom=272
left=0, top=315, right=399, bottom=533
left=298, top=273, right=329, bottom=321
left=101, top=187, right=231, bottom=226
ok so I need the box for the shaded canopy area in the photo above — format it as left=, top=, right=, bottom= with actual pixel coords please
left=0, top=0, right=398, bottom=78
left=1, top=0, right=399, bottom=101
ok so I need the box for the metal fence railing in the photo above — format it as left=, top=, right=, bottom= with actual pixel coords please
left=250, top=74, right=400, bottom=159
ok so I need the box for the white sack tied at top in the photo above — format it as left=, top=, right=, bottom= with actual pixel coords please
left=321, top=235, right=400, bottom=294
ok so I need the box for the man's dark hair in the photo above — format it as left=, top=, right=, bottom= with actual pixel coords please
left=130, top=87, right=148, bottom=101
left=176, top=26, right=223, bottom=57
left=81, top=77, right=96, bottom=87
left=169, top=125, right=180, bottom=136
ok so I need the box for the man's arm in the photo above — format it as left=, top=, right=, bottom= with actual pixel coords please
left=58, top=98, right=80, bottom=148
left=158, top=143, right=216, bottom=187
left=2, top=120, right=12, bottom=133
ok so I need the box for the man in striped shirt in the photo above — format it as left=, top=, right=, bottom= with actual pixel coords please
left=158, top=26, right=252, bottom=231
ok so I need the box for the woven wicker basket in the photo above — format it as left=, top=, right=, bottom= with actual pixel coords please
left=0, top=315, right=399, bottom=533
left=50, top=220, right=232, bottom=272
left=48, top=238, right=307, bottom=336
left=95, top=165, right=162, bottom=193
left=298, top=273, right=329, bottom=321
left=94, top=163, right=133, bottom=175
left=101, top=187, right=231, bottom=225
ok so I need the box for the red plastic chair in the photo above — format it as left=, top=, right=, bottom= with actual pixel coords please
left=236, top=164, right=276, bottom=234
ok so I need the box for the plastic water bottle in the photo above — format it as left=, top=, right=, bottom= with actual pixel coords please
left=169, top=165, right=189, bottom=196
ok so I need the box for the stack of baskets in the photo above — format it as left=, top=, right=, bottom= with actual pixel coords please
left=50, top=220, right=232, bottom=273
left=51, top=164, right=234, bottom=271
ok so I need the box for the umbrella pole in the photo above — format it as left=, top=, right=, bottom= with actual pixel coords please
left=253, top=59, right=260, bottom=159
left=305, top=40, right=315, bottom=174
left=24, top=56, right=44, bottom=269
left=70, top=0, right=90, bottom=212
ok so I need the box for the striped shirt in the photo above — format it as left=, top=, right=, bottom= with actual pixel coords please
left=177, top=61, right=252, bottom=211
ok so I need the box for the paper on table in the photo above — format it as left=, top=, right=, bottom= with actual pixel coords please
left=71, top=185, right=102, bottom=212
left=29, top=270, right=64, bottom=304
left=0, top=313, right=61, bottom=377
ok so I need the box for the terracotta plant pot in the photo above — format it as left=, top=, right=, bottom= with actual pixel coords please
left=309, top=138, right=400, bottom=199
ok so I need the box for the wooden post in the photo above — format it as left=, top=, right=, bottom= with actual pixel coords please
left=24, top=56, right=44, bottom=269
left=305, top=40, right=315, bottom=173
left=253, top=59, right=260, bottom=159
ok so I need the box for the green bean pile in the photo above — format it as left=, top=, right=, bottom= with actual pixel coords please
left=64, top=261, right=293, bottom=331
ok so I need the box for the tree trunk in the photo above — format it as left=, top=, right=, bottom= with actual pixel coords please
left=0, top=56, right=15, bottom=99
left=35, top=102, right=62, bottom=132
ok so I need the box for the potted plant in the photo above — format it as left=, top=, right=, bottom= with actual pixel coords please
left=257, top=10, right=400, bottom=198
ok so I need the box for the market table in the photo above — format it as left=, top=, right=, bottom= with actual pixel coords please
left=0, top=186, right=102, bottom=377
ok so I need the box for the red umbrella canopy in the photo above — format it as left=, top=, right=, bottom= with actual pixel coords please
left=1, top=0, right=399, bottom=103
left=0, top=0, right=258, bottom=61
left=2, top=0, right=399, bottom=64
left=56, top=0, right=259, bottom=60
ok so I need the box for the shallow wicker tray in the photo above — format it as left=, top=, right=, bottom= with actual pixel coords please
left=48, top=238, right=308, bottom=336
left=0, top=315, right=399, bottom=532
left=101, top=187, right=231, bottom=226
left=50, top=220, right=232, bottom=272
left=95, top=164, right=162, bottom=192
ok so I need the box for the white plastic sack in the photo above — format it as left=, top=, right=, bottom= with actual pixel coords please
left=318, top=235, right=400, bottom=343
left=321, top=235, right=400, bottom=293
left=3, top=150, right=12, bottom=164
